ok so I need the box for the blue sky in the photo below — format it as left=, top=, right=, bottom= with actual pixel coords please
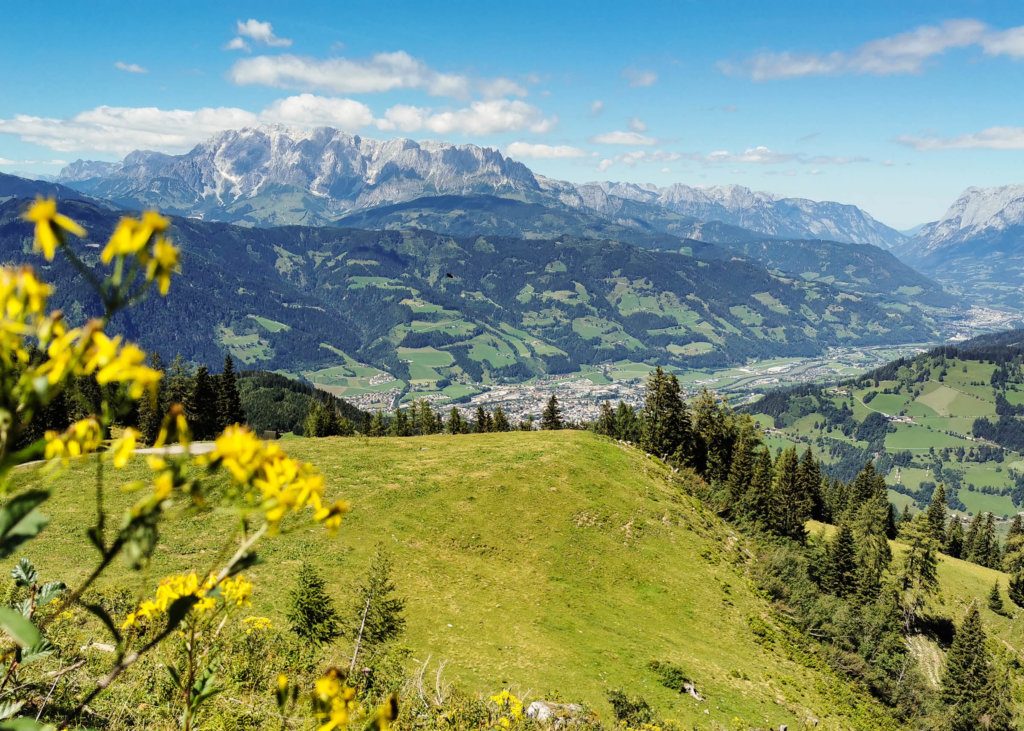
left=1, top=0, right=1023, bottom=228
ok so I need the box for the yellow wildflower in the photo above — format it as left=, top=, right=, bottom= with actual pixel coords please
left=146, top=235, right=179, bottom=296
left=243, top=616, right=273, bottom=634
left=313, top=669, right=359, bottom=731
left=22, top=197, right=86, bottom=260
left=121, top=571, right=252, bottom=629
left=109, top=428, right=139, bottom=468
left=101, top=217, right=146, bottom=263
left=490, top=690, right=523, bottom=720
left=44, top=417, right=103, bottom=462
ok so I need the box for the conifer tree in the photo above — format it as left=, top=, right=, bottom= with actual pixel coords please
left=724, top=430, right=756, bottom=511
left=853, top=496, right=892, bottom=600
left=795, top=447, right=824, bottom=521
left=639, top=367, right=689, bottom=460
left=896, top=514, right=939, bottom=630
left=1007, top=513, right=1024, bottom=542
left=614, top=401, right=639, bottom=442
left=925, top=483, right=948, bottom=546
left=772, top=447, right=810, bottom=541
left=741, top=449, right=775, bottom=529
left=1008, top=572, right=1024, bottom=608
left=446, top=407, right=466, bottom=435
left=368, top=411, right=387, bottom=437
left=216, top=355, right=244, bottom=428
left=165, top=354, right=192, bottom=408
left=541, top=395, right=563, bottom=430
left=189, top=365, right=219, bottom=440
left=594, top=402, right=616, bottom=437
left=690, top=389, right=734, bottom=482
left=899, top=503, right=912, bottom=527
left=474, top=406, right=489, bottom=433
left=963, top=513, right=983, bottom=563
left=519, top=416, right=534, bottom=431
left=940, top=604, right=996, bottom=731
left=287, top=563, right=341, bottom=645
left=304, top=401, right=345, bottom=437
left=848, top=462, right=886, bottom=515
left=492, top=406, right=510, bottom=432
left=348, top=546, right=406, bottom=659
left=826, top=522, right=857, bottom=597
left=137, top=352, right=165, bottom=445
left=987, top=581, right=1005, bottom=615
left=946, top=517, right=964, bottom=558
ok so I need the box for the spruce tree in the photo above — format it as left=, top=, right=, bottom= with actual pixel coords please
left=741, top=449, right=775, bottom=529
left=724, top=430, right=756, bottom=511
left=987, top=581, right=1005, bottom=615
left=826, top=522, right=857, bottom=597
left=1007, top=513, right=1024, bottom=542
left=304, top=401, right=342, bottom=437
left=772, top=447, right=810, bottom=541
left=368, top=411, right=387, bottom=437
left=492, top=406, right=510, bottom=433
left=940, top=604, right=994, bottom=731
left=540, top=395, right=563, bottom=430
left=925, top=483, right=948, bottom=545
left=946, top=518, right=965, bottom=559
left=287, top=563, right=341, bottom=644
left=349, top=546, right=406, bottom=655
left=963, top=514, right=983, bottom=562
left=474, top=406, right=490, bottom=433
left=795, top=447, right=824, bottom=521
left=639, top=367, right=689, bottom=460
left=165, top=354, right=192, bottom=409
left=614, top=401, right=639, bottom=442
left=216, top=355, right=244, bottom=429
left=896, top=514, right=939, bottom=630
left=690, top=389, right=734, bottom=482
left=1009, top=572, right=1024, bottom=608
left=390, top=408, right=411, bottom=437
left=446, top=407, right=466, bottom=435
left=899, top=503, right=912, bottom=527
left=137, top=352, right=165, bottom=445
left=189, top=365, right=218, bottom=440
left=853, top=496, right=892, bottom=600
left=595, top=402, right=616, bottom=437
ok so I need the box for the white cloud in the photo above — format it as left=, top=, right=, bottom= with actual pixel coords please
left=505, top=142, right=586, bottom=159
left=478, top=77, right=528, bottom=98
left=114, top=61, right=147, bottom=74
left=595, top=149, right=681, bottom=171
left=261, top=94, right=374, bottom=129
left=628, top=117, right=647, bottom=133
left=719, top=18, right=1016, bottom=80
left=705, top=146, right=797, bottom=164
left=597, top=158, right=613, bottom=172
left=590, top=100, right=604, bottom=116
left=235, top=19, right=292, bottom=47
left=590, top=130, right=656, bottom=146
left=982, top=27, right=1024, bottom=57
left=897, top=126, right=1024, bottom=150
left=376, top=99, right=555, bottom=135
left=230, top=51, right=498, bottom=98
left=0, top=106, right=261, bottom=154
left=0, top=157, right=66, bottom=166
left=622, top=67, right=658, bottom=87
left=225, top=37, right=249, bottom=52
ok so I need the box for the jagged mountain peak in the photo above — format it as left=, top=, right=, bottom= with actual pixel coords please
left=55, top=126, right=903, bottom=245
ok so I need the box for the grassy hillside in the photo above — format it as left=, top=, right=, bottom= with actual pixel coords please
left=749, top=348, right=1024, bottom=521
left=13, top=431, right=906, bottom=729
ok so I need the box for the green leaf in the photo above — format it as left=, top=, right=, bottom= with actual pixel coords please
left=165, top=595, right=198, bottom=634
left=0, top=491, right=49, bottom=558
left=19, top=638, right=53, bottom=665
left=10, top=559, right=35, bottom=587
left=0, top=719, right=54, bottom=730
left=82, top=602, right=121, bottom=644
left=0, top=607, right=40, bottom=648
left=0, top=701, right=24, bottom=721
left=36, top=581, right=65, bottom=607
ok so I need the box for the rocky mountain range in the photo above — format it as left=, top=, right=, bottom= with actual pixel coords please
left=55, top=125, right=906, bottom=247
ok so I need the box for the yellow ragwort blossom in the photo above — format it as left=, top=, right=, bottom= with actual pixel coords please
left=109, top=427, right=139, bottom=468
left=201, top=425, right=346, bottom=531
left=22, top=197, right=86, bottom=260
left=146, top=235, right=180, bottom=296
left=84, top=331, right=161, bottom=399
left=101, top=217, right=149, bottom=263
left=0, top=266, right=54, bottom=365
left=242, top=615, right=273, bottom=634
left=44, top=417, right=103, bottom=462
left=490, top=690, right=524, bottom=721
left=313, top=669, right=359, bottom=731
left=121, top=572, right=253, bottom=629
